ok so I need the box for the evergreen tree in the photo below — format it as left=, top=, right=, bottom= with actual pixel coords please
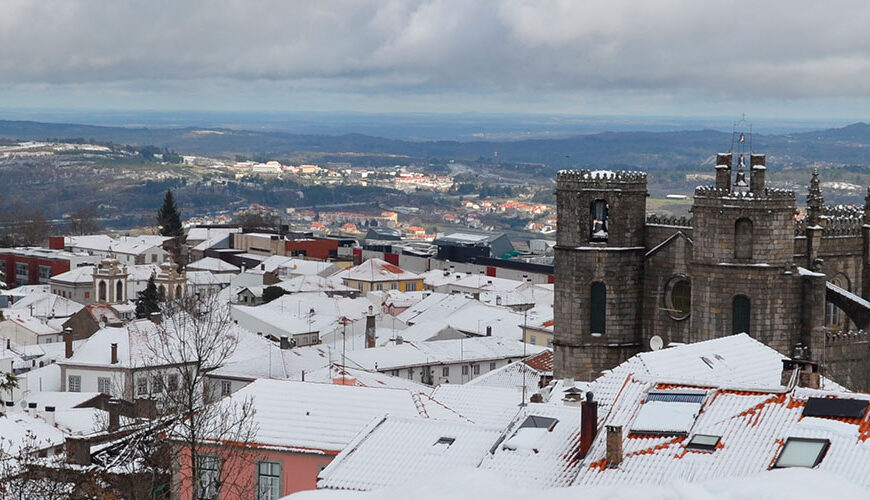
left=135, top=276, right=161, bottom=319
left=157, top=189, right=183, bottom=238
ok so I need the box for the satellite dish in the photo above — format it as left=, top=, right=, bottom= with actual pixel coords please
left=650, top=335, right=664, bottom=351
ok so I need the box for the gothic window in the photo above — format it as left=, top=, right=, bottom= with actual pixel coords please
left=116, top=281, right=123, bottom=302
left=590, top=281, right=606, bottom=334
left=175, top=284, right=183, bottom=298
left=664, top=276, right=691, bottom=320
left=590, top=200, right=609, bottom=242
left=98, top=281, right=107, bottom=302
left=735, top=218, right=754, bottom=260
left=732, top=295, right=751, bottom=335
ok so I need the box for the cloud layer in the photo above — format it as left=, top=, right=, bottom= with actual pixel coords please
left=2, top=0, right=870, bottom=111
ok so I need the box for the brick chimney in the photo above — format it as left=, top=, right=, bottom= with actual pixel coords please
left=64, top=327, right=73, bottom=359
left=365, top=306, right=376, bottom=349
left=110, top=343, right=118, bottom=365
left=65, top=437, right=91, bottom=465
left=606, top=425, right=623, bottom=468
left=579, top=392, right=598, bottom=457
left=781, top=357, right=820, bottom=389
left=107, top=400, right=120, bottom=432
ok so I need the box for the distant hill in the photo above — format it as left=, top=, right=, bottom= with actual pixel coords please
left=3, top=119, right=870, bottom=169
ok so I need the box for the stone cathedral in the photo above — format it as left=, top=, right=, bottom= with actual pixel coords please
left=554, top=149, right=870, bottom=389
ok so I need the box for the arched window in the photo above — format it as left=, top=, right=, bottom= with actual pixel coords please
left=590, top=282, right=606, bottom=334
left=664, top=276, right=691, bottom=320
left=175, top=284, right=183, bottom=298
left=116, top=281, right=124, bottom=302
left=732, top=295, right=751, bottom=335
left=98, top=281, right=107, bottom=302
left=590, top=200, right=609, bottom=242
left=735, top=218, right=753, bottom=259
left=158, top=285, right=166, bottom=302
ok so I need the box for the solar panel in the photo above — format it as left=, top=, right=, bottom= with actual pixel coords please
left=646, top=391, right=706, bottom=404
left=803, top=397, right=869, bottom=419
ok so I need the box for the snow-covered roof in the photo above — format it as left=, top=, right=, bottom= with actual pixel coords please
left=343, top=337, right=547, bottom=372
left=480, top=404, right=584, bottom=488
left=66, top=234, right=170, bottom=255
left=7, top=291, right=84, bottom=318
left=573, top=378, right=870, bottom=489
left=275, top=275, right=354, bottom=294
left=0, top=413, right=66, bottom=454
left=337, top=258, right=420, bottom=283
left=231, top=293, right=377, bottom=339
left=211, top=379, right=422, bottom=453
left=467, top=359, right=544, bottom=391
left=317, top=415, right=501, bottom=491
left=187, top=257, right=240, bottom=273
left=186, top=227, right=240, bottom=243
left=50, top=265, right=95, bottom=284
left=426, top=384, right=525, bottom=427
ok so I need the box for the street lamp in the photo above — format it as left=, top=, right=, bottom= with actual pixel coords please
left=509, top=302, right=536, bottom=407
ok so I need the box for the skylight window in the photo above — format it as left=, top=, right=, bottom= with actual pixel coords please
left=773, top=438, right=830, bottom=468
left=803, top=397, right=869, bottom=419
left=431, top=437, right=455, bottom=453
left=518, top=415, right=558, bottom=431
left=686, top=434, right=721, bottom=451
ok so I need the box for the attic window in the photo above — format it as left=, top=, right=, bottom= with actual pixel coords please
left=803, top=397, right=869, bottom=419
left=432, top=437, right=455, bottom=452
left=686, top=434, right=721, bottom=451
left=519, top=415, right=558, bottom=431
left=774, top=438, right=830, bottom=468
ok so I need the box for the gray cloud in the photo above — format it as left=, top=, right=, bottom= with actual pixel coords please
left=2, top=0, right=870, bottom=109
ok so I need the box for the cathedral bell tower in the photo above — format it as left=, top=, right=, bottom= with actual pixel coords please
left=553, top=169, right=647, bottom=380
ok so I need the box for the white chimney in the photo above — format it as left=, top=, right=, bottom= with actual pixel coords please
left=43, top=406, right=56, bottom=427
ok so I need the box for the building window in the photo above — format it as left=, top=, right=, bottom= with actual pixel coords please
left=221, top=380, right=232, bottom=397
left=137, top=377, right=148, bottom=396
left=590, top=281, right=606, bottom=335
left=84, top=291, right=90, bottom=299
left=774, top=438, right=830, bottom=468
left=390, top=282, right=398, bottom=290
left=116, top=281, right=124, bottom=302
left=257, top=461, right=281, bottom=500
left=530, top=335, right=537, bottom=344
left=168, top=374, right=179, bottom=392
left=68, top=375, right=81, bottom=392
left=735, top=218, right=753, bottom=260
left=97, top=377, right=111, bottom=394
left=407, top=368, right=414, bottom=379
left=98, top=281, right=107, bottom=302
left=38, top=265, right=52, bottom=282
left=462, top=365, right=469, bottom=375
left=664, top=276, right=691, bottom=320
left=151, top=254, right=158, bottom=263
left=825, top=301, right=840, bottom=327
left=489, top=362, right=496, bottom=370
left=197, top=455, right=221, bottom=500
left=442, top=367, right=449, bottom=377
left=589, top=199, right=608, bottom=242
left=15, top=262, right=28, bottom=278
left=406, top=282, right=417, bottom=291
left=732, top=295, right=751, bottom=335
left=473, top=364, right=480, bottom=375
left=151, top=374, right=163, bottom=393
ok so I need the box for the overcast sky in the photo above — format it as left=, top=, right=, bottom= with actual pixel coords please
left=2, top=0, right=870, bottom=119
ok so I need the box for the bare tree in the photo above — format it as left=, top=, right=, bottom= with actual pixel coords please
left=68, top=206, right=101, bottom=236
left=138, top=294, right=257, bottom=500
left=0, top=432, right=76, bottom=500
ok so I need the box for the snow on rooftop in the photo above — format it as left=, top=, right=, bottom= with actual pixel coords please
left=629, top=400, right=700, bottom=435
left=337, top=258, right=419, bottom=283
left=187, top=257, right=240, bottom=273
left=317, top=416, right=501, bottom=491
left=213, top=379, right=422, bottom=452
